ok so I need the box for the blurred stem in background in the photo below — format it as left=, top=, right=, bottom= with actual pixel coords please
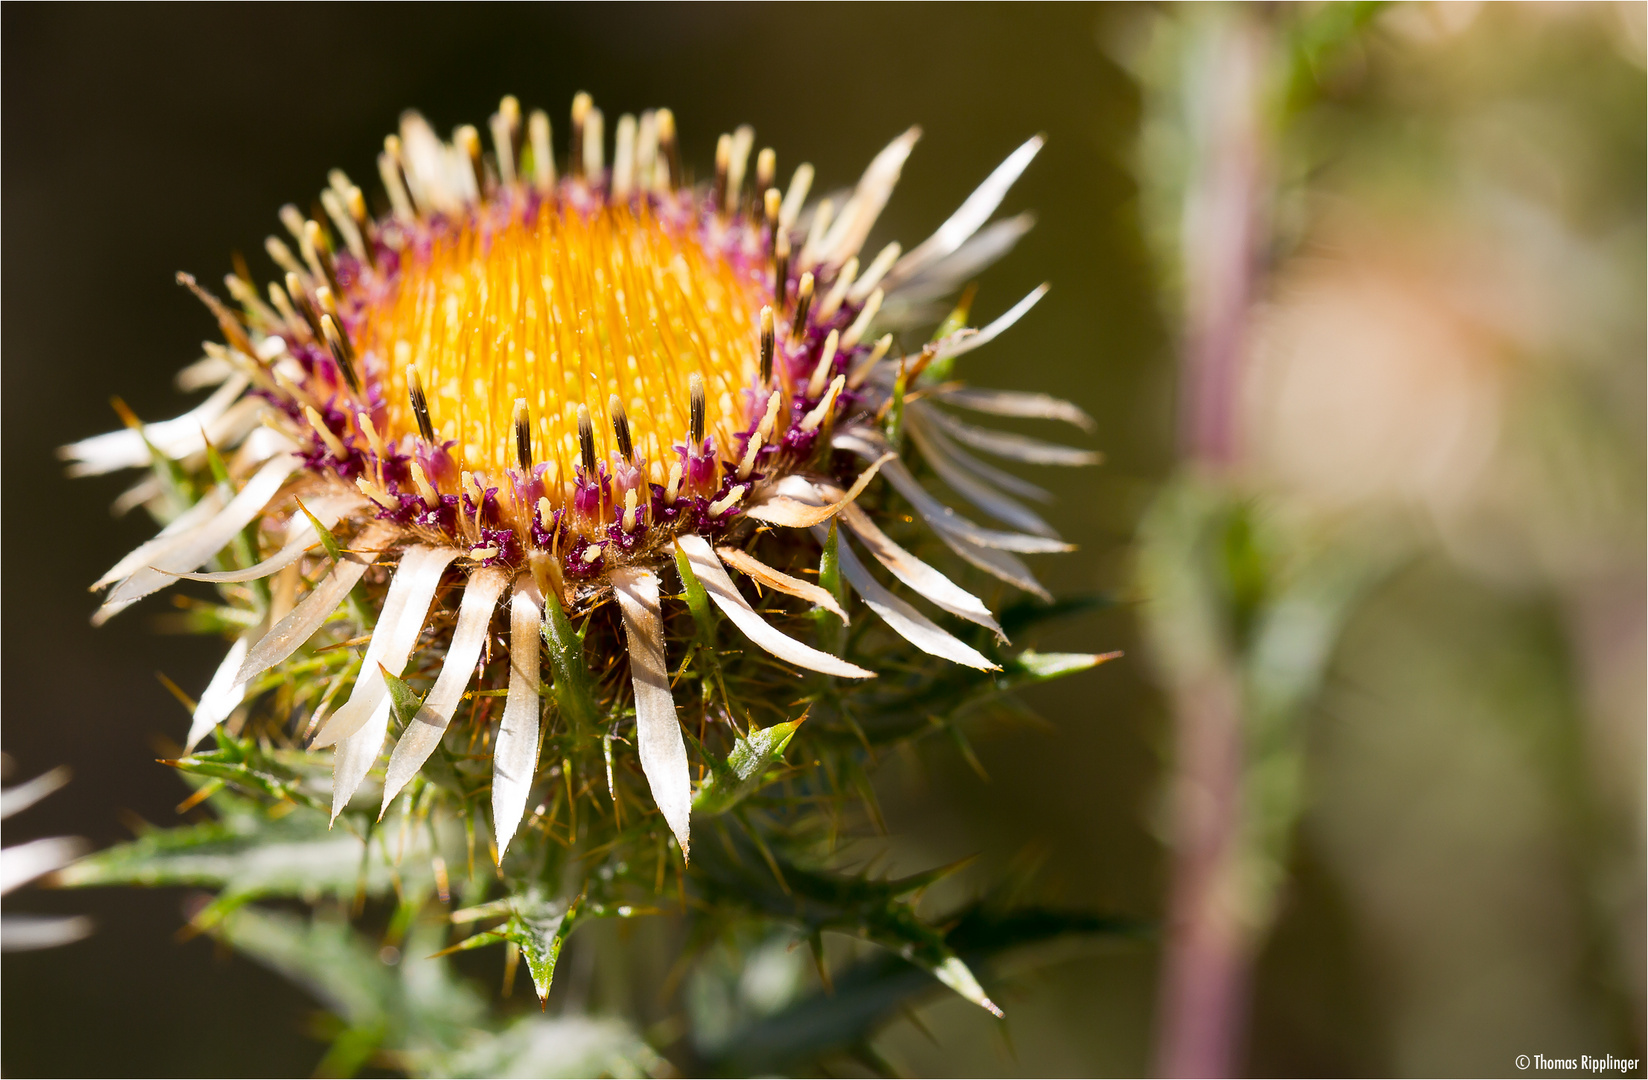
left=1132, top=2, right=1647, bottom=1075
left=1147, top=10, right=1270, bottom=1076
left=1130, top=6, right=1390, bottom=1075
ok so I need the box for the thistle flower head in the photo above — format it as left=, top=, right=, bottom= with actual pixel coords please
left=67, top=93, right=1106, bottom=1012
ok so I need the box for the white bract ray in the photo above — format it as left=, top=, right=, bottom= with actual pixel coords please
left=885, top=214, right=1038, bottom=307
left=715, top=545, right=848, bottom=624
left=743, top=452, right=893, bottom=528
left=835, top=502, right=1004, bottom=641
left=909, top=410, right=1054, bottom=504
left=326, top=546, right=462, bottom=821
left=2, top=914, right=95, bottom=952
left=400, top=112, right=465, bottom=215
left=173, top=492, right=364, bottom=584
left=818, top=127, right=921, bottom=267
left=887, top=135, right=1043, bottom=287
left=611, top=566, right=692, bottom=857
left=229, top=423, right=299, bottom=470
left=836, top=434, right=1072, bottom=554
left=821, top=527, right=998, bottom=672
left=673, top=535, right=874, bottom=680
left=110, top=475, right=165, bottom=518
left=930, top=283, right=1050, bottom=364
left=0, top=768, right=70, bottom=821
left=919, top=403, right=1102, bottom=466
left=833, top=433, right=1053, bottom=599
left=175, top=351, right=236, bottom=392
left=0, top=766, right=95, bottom=952
left=60, top=373, right=251, bottom=476
left=494, top=579, right=545, bottom=859
left=234, top=522, right=398, bottom=689
left=185, top=635, right=251, bottom=751
left=93, top=489, right=226, bottom=590
left=95, top=454, right=301, bottom=625
left=380, top=565, right=510, bottom=812
left=0, top=837, right=89, bottom=896
left=932, top=385, right=1097, bottom=432
left=312, top=544, right=460, bottom=749
left=774, top=473, right=1001, bottom=638
left=904, top=416, right=1062, bottom=538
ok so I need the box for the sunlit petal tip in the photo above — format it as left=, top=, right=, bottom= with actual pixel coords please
left=310, top=544, right=458, bottom=750
left=611, top=567, right=693, bottom=856
left=825, top=530, right=999, bottom=672
left=380, top=564, right=509, bottom=812
left=493, top=578, right=545, bottom=860
left=674, top=536, right=874, bottom=680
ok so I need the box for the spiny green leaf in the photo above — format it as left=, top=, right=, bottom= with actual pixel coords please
left=449, top=897, right=515, bottom=926
left=702, top=905, right=1145, bottom=1075
left=214, top=907, right=397, bottom=1030
left=204, top=437, right=233, bottom=493
left=163, top=750, right=324, bottom=813
left=690, top=828, right=998, bottom=1015
left=511, top=893, right=582, bottom=1004
left=58, top=796, right=452, bottom=906
left=541, top=590, right=599, bottom=734
left=931, top=283, right=977, bottom=344
left=817, top=520, right=844, bottom=608
left=883, top=358, right=909, bottom=453
left=882, top=853, right=981, bottom=900
left=315, top=1023, right=386, bottom=1080
left=999, top=649, right=1122, bottom=690
left=673, top=544, right=716, bottom=643
left=812, top=521, right=847, bottom=656
left=293, top=495, right=345, bottom=565
left=920, top=283, right=977, bottom=385
left=379, top=663, right=428, bottom=731
left=209, top=905, right=490, bottom=1074
left=441, top=890, right=584, bottom=1005
left=693, top=713, right=807, bottom=816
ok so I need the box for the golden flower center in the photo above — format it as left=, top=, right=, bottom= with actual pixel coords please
left=358, top=203, right=769, bottom=494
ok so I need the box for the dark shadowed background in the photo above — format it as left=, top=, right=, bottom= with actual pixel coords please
left=4, top=4, right=1641, bottom=1078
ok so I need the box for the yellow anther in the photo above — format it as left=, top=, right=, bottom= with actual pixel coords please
left=354, top=475, right=396, bottom=509
left=707, top=484, right=746, bottom=517
left=304, top=406, right=349, bottom=459
left=800, top=375, right=845, bottom=433
left=410, top=461, right=440, bottom=509
left=665, top=462, right=683, bottom=505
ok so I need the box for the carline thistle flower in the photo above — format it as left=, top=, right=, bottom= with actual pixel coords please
left=67, top=93, right=1100, bottom=997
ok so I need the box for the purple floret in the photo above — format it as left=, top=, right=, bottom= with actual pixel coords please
left=563, top=536, right=606, bottom=580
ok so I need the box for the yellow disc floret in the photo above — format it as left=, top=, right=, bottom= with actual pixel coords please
left=359, top=201, right=769, bottom=500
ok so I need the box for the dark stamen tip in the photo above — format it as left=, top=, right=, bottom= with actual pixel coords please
left=608, top=394, right=634, bottom=461
left=577, top=404, right=597, bottom=475
left=514, top=399, right=533, bottom=471
left=689, top=374, right=706, bottom=447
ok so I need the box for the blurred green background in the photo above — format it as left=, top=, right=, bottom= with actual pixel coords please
left=2, top=4, right=1640, bottom=1076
